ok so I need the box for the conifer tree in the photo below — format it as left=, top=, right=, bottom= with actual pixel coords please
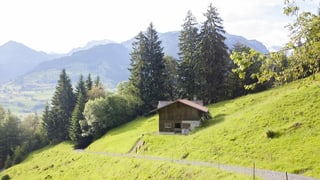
left=74, top=75, right=87, bottom=101
left=85, top=74, right=93, bottom=91
left=129, top=23, right=166, bottom=113
left=42, top=103, right=52, bottom=141
left=94, top=76, right=101, bottom=87
left=69, top=93, right=87, bottom=147
left=178, top=10, right=200, bottom=99
left=163, top=55, right=178, bottom=100
left=196, top=4, right=229, bottom=104
left=47, top=69, right=76, bottom=142
left=69, top=75, right=88, bottom=147
left=129, top=32, right=145, bottom=102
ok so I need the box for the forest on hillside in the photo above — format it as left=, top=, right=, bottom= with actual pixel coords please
left=0, top=0, right=319, bottom=169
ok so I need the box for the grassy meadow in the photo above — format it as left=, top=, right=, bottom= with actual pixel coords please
left=87, top=75, right=320, bottom=178
left=1, top=75, right=320, bottom=179
left=0, top=142, right=249, bottom=179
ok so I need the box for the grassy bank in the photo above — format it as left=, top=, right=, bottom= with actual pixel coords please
left=0, top=142, right=248, bottom=179
left=2, top=75, right=319, bottom=179
left=88, top=75, right=320, bottom=178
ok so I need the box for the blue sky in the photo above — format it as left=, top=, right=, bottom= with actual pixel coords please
left=0, top=0, right=318, bottom=53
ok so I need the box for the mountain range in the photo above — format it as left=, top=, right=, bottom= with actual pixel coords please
left=0, top=31, right=269, bottom=86
left=0, top=31, right=269, bottom=114
left=0, top=41, right=58, bottom=84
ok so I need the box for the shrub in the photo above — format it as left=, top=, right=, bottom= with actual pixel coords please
left=266, top=129, right=277, bottom=138
left=82, top=94, right=138, bottom=140
left=182, top=153, right=189, bottom=159
left=1, top=174, right=11, bottom=180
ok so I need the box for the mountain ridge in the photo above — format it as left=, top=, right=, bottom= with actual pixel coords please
left=0, top=41, right=57, bottom=83
left=0, top=32, right=270, bottom=114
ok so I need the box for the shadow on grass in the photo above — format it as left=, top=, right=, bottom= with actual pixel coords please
left=206, top=114, right=226, bottom=126
left=193, top=114, right=226, bottom=134
left=96, top=116, right=157, bottom=138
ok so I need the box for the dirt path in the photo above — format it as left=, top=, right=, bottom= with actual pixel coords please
left=76, top=150, right=319, bottom=180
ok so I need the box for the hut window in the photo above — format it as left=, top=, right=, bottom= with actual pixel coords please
left=164, top=122, right=172, bottom=128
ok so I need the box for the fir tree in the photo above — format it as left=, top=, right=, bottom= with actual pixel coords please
left=129, top=23, right=166, bottom=113
left=42, top=103, right=52, bottom=141
left=196, top=4, right=229, bottom=104
left=47, top=69, right=76, bottom=142
left=178, top=10, right=200, bottom=99
left=74, top=75, right=87, bottom=101
left=85, top=73, right=93, bottom=91
left=94, top=76, right=101, bottom=87
left=163, top=55, right=178, bottom=100
left=69, top=75, right=88, bottom=147
left=128, top=32, right=146, bottom=103
left=69, top=93, right=88, bottom=147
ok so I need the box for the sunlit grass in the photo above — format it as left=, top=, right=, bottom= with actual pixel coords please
left=0, top=142, right=249, bottom=179
left=2, top=75, right=319, bottom=179
left=87, top=116, right=158, bottom=153
left=87, top=74, right=320, bottom=178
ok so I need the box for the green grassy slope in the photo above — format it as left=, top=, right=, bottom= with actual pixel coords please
left=0, top=142, right=248, bottom=179
left=2, top=75, right=319, bottom=179
left=87, top=116, right=158, bottom=153
left=87, top=75, right=320, bottom=178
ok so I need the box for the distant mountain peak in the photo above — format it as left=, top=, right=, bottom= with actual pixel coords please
left=1, top=40, right=29, bottom=49
left=0, top=40, right=57, bottom=84
left=223, top=32, right=269, bottom=54
left=68, top=39, right=116, bottom=55
left=123, top=31, right=269, bottom=58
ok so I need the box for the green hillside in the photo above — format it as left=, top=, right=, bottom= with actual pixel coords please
left=0, top=142, right=248, bottom=179
left=1, top=75, right=319, bottom=179
left=87, top=75, right=320, bottom=178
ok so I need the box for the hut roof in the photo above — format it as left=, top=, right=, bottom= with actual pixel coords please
left=157, top=99, right=208, bottom=112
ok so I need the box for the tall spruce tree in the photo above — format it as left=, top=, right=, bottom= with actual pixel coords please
left=129, top=32, right=145, bottom=101
left=85, top=73, right=93, bottom=91
left=129, top=23, right=166, bottom=113
left=69, top=75, right=88, bottom=148
left=196, top=4, right=229, bottom=104
left=94, top=76, right=101, bottom=87
left=74, top=75, right=87, bottom=101
left=42, top=103, right=52, bottom=141
left=47, top=69, right=76, bottom=142
left=178, top=10, right=199, bottom=99
left=163, top=55, right=178, bottom=100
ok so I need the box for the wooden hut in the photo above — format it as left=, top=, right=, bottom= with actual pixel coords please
left=157, top=99, right=209, bottom=134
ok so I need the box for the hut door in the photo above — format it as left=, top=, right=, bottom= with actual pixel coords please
left=175, top=123, right=181, bottom=128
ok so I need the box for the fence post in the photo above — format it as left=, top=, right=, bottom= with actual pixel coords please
left=285, top=171, right=288, bottom=180
left=253, top=162, right=255, bottom=180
